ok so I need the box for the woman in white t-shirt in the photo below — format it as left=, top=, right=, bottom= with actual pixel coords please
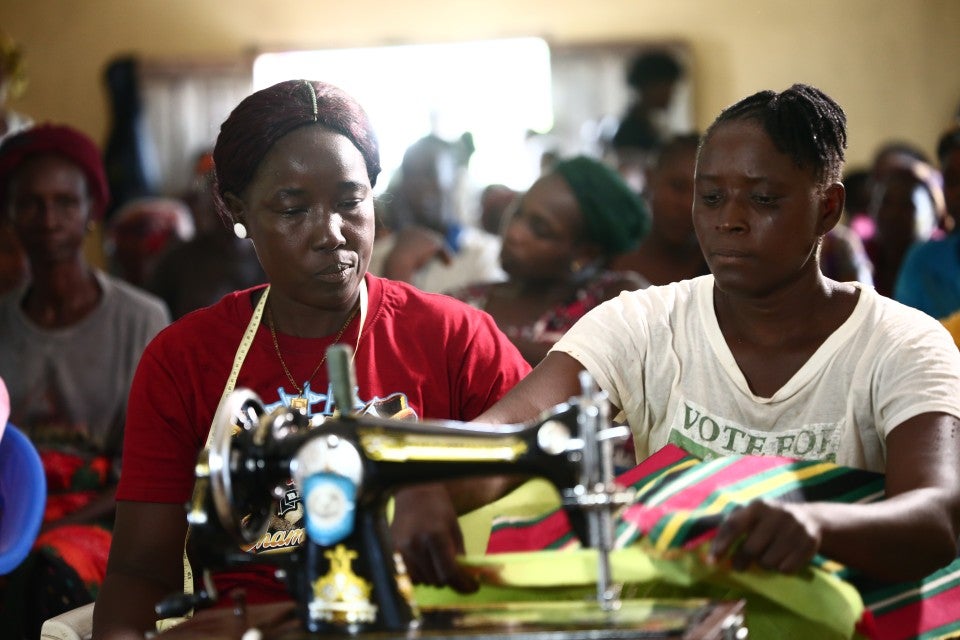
left=394, top=83, right=960, bottom=592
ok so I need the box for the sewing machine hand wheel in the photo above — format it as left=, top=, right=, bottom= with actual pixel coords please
left=207, top=389, right=281, bottom=545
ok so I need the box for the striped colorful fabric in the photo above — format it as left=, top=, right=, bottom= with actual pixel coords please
left=484, top=445, right=960, bottom=640
left=856, top=563, right=960, bottom=640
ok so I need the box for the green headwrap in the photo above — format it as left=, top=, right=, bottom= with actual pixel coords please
left=552, top=155, right=650, bottom=255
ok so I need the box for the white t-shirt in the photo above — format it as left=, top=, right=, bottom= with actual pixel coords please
left=552, top=275, right=960, bottom=472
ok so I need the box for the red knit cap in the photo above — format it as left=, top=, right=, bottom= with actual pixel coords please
left=0, top=123, right=110, bottom=221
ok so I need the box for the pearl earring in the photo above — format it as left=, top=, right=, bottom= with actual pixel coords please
left=233, top=222, right=247, bottom=239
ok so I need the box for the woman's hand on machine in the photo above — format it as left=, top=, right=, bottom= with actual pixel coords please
left=391, top=483, right=480, bottom=593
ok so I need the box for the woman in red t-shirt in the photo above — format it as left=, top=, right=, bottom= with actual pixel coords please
left=93, top=80, right=530, bottom=639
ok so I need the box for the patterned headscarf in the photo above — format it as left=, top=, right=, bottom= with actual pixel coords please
left=0, top=123, right=110, bottom=221
left=552, top=155, right=649, bottom=255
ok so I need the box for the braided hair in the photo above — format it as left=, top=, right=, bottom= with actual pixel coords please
left=702, top=84, right=847, bottom=187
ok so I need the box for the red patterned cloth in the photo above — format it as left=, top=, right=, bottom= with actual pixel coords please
left=34, top=524, right=111, bottom=589
left=40, top=450, right=111, bottom=522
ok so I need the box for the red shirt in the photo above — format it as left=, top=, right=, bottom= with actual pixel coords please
left=116, top=274, right=530, bottom=601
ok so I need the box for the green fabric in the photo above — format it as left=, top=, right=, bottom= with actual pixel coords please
left=552, top=155, right=650, bottom=255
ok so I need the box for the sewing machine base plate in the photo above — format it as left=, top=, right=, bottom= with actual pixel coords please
left=155, top=598, right=745, bottom=639
left=309, top=599, right=746, bottom=640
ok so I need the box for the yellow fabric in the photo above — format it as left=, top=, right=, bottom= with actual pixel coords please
left=414, top=547, right=861, bottom=639
left=419, top=477, right=864, bottom=640
left=457, top=478, right=561, bottom=556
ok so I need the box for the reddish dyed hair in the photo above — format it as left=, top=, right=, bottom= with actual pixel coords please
left=212, top=80, right=381, bottom=224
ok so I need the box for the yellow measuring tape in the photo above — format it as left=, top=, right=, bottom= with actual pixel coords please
left=157, top=285, right=271, bottom=632
left=158, top=280, right=368, bottom=631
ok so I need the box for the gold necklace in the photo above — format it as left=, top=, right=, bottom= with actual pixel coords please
left=266, top=303, right=360, bottom=412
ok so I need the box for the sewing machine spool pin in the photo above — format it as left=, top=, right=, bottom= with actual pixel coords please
left=562, top=371, right=634, bottom=612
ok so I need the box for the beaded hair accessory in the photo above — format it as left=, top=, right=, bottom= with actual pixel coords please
left=302, top=80, right=318, bottom=121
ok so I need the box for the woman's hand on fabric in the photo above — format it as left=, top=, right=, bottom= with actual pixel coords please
left=709, top=499, right=822, bottom=573
left=391, top=483, right=479, bottom=593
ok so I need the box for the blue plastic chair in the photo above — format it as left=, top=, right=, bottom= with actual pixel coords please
left=0, top=422, right=46, bottom=575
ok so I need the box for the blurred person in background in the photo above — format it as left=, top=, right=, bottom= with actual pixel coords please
left=608, top=49, right=686, bottom=194
left=895, top=127, right=960, bottom=319
left=449, top=155, right=649, bottom=367
left=106, top=196, right=194, bottom=289
left=372, top=133, right=506, bottom=293
left=866, top=153, right=946, bottom=297
left=612, top=133, right=708, bottom=285
left=0, top=124, right=169, bottom=638
left=147, top=151, right=266, bottom=319
left=848, top=140, right=941, bottom=295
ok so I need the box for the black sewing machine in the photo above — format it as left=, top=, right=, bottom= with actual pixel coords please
left=159, top=345, right=745, bottom=639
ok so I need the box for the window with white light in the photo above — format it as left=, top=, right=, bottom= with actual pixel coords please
left=253, top=38, right=555, bottom=193
left=138, top=41, right=693, bottom=205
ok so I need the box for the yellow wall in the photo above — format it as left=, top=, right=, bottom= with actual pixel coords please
left=2, top=0, right=959, bottom=169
